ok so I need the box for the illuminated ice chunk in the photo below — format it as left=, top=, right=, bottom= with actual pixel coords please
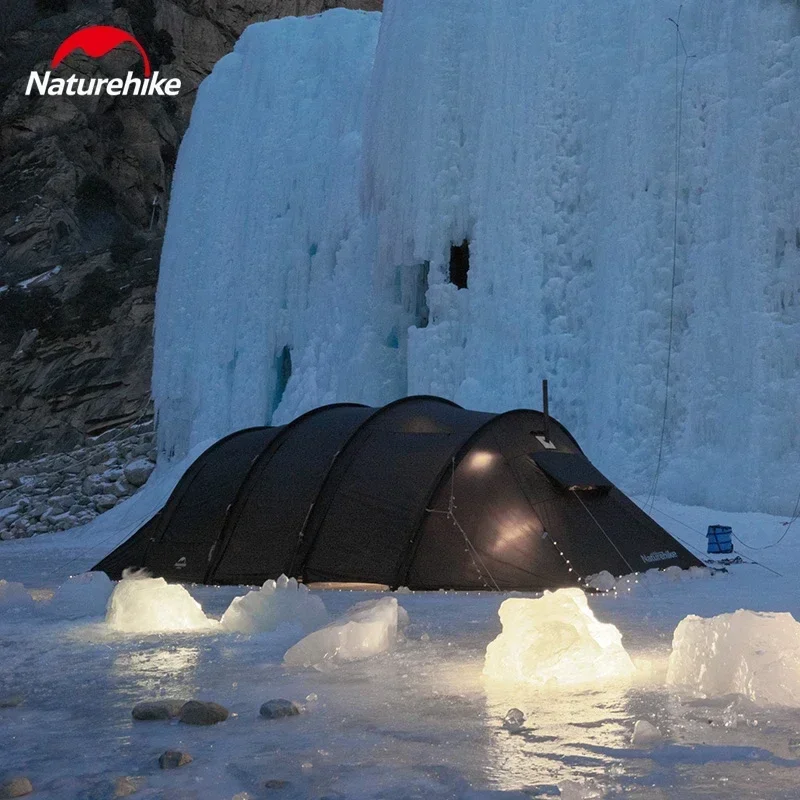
left=483, top=589, right=635, bottom=686
left=220, top=574, right=328, bottom=634
left=284, top=597, right=406, bottom=669
left=106, top=573, right=216, bottom=633
left=666, top=609, right=800, bottom=706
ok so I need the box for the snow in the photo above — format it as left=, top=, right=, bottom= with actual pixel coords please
left=666, top=609, right=800, bottom=707
left=153, top=3, right=800, bottom=516
left=483, top=590, right=636, bottom=687
left=105, top=572, right=217, bottom=633
left=284, top=597, right=406, bottom=669
left=220, top=574, right=328, bottom=634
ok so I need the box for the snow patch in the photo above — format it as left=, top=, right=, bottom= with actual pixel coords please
left=666, top=609, right=800, bottom=707
left=105, top=572, right=216, bottom=633
left=284, top=597, right=406, bottom=669
left=483, top=589, right=636, bottom=686
left=220, top=574, right=327, bottom=634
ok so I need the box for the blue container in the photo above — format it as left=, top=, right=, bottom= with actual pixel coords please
left=707, top=524, right=733, bottom=554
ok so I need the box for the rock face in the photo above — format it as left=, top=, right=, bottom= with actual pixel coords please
left=0, top=0, right=382, bottom=463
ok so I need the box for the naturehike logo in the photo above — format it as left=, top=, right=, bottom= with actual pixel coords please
left=640, top=550, right=678, bottom=564
left=25, top=25, right=181, bottom=97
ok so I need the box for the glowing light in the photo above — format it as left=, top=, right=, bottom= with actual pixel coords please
left=106, top=574, right=217, bottom=633
left=483, top=589, right=636, bottom=686
left=466, top=451, right=496, bottom=471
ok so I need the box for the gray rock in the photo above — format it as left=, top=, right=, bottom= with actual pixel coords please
left=132, top=699, right=187, bottom=721
left=124, top=459, right=155, bottom=488
left=259, top=699, right=301, bottom=720
left=264, top=779, right=291, bottom=791
left=158, top=751, right=192, bottom=769
left=111, top=479, right=132, bottom=498
left=503, top=708, right=525, bottom=731
left=94, top=494, right=118, bottom=512
left=0, top=777, right=33, bottom=798
left=178, top=700, right=229, bottom=726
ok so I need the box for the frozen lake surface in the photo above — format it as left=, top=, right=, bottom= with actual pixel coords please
left=2, top=498, right=800, bottom=799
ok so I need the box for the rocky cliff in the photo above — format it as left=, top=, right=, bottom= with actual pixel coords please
left=0, top=0, right=380, bottom=462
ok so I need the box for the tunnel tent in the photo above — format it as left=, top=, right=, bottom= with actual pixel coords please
left=94, top=396, right=703, bottom=590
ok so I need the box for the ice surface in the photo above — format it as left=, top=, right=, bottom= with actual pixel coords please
left=154, top=2, right=799, bottom=515
left=220, top=574, right=328, bottom=634
left=666, top=609, right=800, bottom=707
left=3, top=499, right=800, bottom=798
left=284, top=596, right=405, bottom=668
left=105, top=572, right=216, bottom=633
left=0, top=579, right=33, bottom=611
left=44, top=571, right=113, bottom=619
left=483, top=589, right=636, bottom=686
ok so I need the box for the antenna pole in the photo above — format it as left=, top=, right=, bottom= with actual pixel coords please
left=542, top=379, right=550, bottom=442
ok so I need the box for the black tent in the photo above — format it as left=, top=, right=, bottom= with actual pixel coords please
left=94, top=396, right=702, bottom=590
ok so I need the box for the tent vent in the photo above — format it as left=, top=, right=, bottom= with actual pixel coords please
left=531, top=451, right=612, bottom=492
left=449, top=240, right=469, bottom=289
left=273, top=345, right=292, bottom=412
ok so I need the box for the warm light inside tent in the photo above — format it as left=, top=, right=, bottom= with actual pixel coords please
left=467, top=451, right=496, bottom=471
left=483, top=589, right=635, bottom=686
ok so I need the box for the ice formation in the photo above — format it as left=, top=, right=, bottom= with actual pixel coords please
left=220, top=575, right=328, bottom=634
left=154, top=1, right=800, bottom=514
left=45, top=572, right=113, bottom=619
left=105, top=573, right=216, bottom=633
left=631, top=719, right=664, bottom=748
left=483, top=589, right=636, bottom=686
left=666, top=609, right=800, bottom=707
left=284, top=597, right=406, bottom=669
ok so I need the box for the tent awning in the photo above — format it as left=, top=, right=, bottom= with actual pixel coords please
left=530, top=451, right=612, bottom=491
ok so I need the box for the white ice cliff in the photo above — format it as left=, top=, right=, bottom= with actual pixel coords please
left=154, top=1, right=800, bottom=513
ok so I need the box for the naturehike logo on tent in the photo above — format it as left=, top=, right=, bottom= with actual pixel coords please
left=640, top=550, right=678, bottom=564
left=25, top=26, right=181, bottom=98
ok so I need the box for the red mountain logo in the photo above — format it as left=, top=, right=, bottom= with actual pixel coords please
left=51, top=26, right=152, bottom=77
left=26, top=25, right=181, bottom=98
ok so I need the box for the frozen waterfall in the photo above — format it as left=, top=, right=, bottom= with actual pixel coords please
left=153, top=1, right=800, bottom=514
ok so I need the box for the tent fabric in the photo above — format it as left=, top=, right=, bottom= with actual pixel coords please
left=94, top=396, right=703, bottom=590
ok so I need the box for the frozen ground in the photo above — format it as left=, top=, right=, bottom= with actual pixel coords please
left=2, top=495, right=800, bottom=799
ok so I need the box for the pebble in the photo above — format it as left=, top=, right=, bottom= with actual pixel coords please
left=132, top=699, right=187, bottom=720
left=259, top=699, right=301, bottom=719
left=0, top=777, right=33, bottom=798
left=178, top=700, right=229, bottom=725
left=158, top=751, right=192, bottom=769
left=114, top=775, right=144, bottom=797
left=0, top=694, right=25, bottom=709
left=503, top=708, right=525, bottom=732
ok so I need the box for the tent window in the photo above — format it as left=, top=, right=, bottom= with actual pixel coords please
left=449, top=240, right=469, bottom=289
left=273, top=345, right=292, bottom=412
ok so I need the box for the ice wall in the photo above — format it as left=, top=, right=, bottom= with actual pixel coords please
left=155, top=2, right=800, bottom=513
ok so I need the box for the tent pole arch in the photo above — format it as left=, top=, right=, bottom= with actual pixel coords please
left=289, top=395, right=464, bottom=580
left=204, top=403, right=369, bottom=583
